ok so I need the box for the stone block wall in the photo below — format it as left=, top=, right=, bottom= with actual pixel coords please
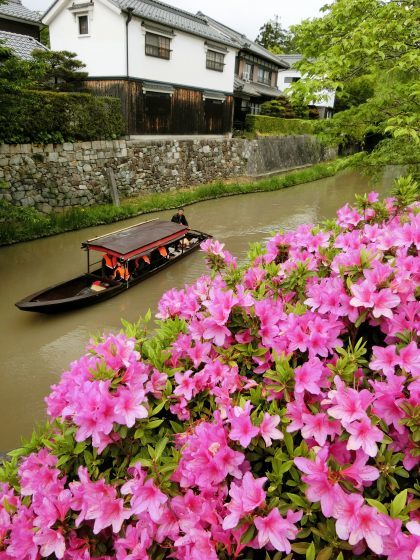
left=0, top=136, right=335, bottom=213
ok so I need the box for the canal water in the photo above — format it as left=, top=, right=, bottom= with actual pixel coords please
left=0, top=169, right=397, bottom=452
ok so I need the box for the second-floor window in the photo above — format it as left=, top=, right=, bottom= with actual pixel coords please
left=257, top=67, right=271, bottom=85
left=78, top=15, right=89, bottom=35
left=242, top=62, right=253, bottom=81
left=206, top=50, right=225, bottom=72
left=145, top=32, right=171, bottom=60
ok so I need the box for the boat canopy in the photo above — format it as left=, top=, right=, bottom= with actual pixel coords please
left=82, top=220, right=189, bottom=260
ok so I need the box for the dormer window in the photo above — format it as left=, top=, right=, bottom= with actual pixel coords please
left=78, top=14, right=89, bottom=35
left=69, top=3, right=93, bottom=37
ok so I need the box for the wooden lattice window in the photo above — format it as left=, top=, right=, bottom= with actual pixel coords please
left=206, top=50, right=225, bottom=72
left=145, top=32, right=171, bottom=60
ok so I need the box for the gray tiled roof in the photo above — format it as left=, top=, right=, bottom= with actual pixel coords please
left=199, top=13, right=289, bottom=68
left=0, top=0, right=42, bottom=24
left=277, top=54, right=302, bottom=68
left=234, top=76, right=280, bottom=99
left=0, top=30, right=48, bottom=59
left=109, top=0, right=237, bottom=47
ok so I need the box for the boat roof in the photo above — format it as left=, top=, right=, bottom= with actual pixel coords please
left=82, top=219, right=189, bottom=259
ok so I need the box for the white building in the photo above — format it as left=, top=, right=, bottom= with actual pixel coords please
left=277, top=54, right=335, bottom=119
left=42, top=0, right=238, bottom=134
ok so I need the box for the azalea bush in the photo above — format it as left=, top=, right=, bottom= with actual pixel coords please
left=1, top=175, right=419, bottom=559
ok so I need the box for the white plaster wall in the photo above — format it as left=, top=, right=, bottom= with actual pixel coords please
left=45, top=0, right=126, bottom=76
left=127, top=19, right=236, bottom=93
left=277, top=69, right=335, bottom=108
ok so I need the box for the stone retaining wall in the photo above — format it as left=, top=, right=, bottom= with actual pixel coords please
left=0, top=136, right=335, bottom=213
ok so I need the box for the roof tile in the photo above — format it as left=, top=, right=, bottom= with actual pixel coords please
left=0, top=29, right=48, bottom=59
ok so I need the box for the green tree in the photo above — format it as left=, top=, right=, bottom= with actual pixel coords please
left=31, top=49, right=88, bottom=91
left=255, top=15, right=295, bottom=54
left=291, top=0, right=420, bottom=165
left=334, top=75, right=375, bottom=113
left=0, top=45, right=37, bottom=93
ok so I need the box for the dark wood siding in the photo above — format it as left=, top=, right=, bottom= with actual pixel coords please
left=83, top=78, right=233, bottom=135
left=0, top=18, right=40, bottom=39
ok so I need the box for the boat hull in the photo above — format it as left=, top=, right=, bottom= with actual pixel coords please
left=15, top=231, right=209, bottom=313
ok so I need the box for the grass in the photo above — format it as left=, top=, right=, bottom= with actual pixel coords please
left=0, top=157, right=353, bottom=246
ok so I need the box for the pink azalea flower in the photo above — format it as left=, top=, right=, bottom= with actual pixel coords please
left=122, top=476, right=167, bottom=522
left=294, top=358, right=323, bottom=395
left=334, top=492, right=364, bottom=540
left=114, top=387, right=148, bottom=428
left=370, top=345, right=399, bottom=376
left=33, top=528, right=66, bottom=559
left=347, top=505, right=389, bottom=554
left=340, top=451, right=380, bottom=488
left=223, top=472, right=267, bottom=529
left=301, top=412, right=338, bottom=446
left=229, top=412, right=259, bottom=448
left=346, top=418, right=383, bottom=457
left=254, top=508, right=302, bottom=553
left=398, top=341, right=420, bottom=376
left=259, top=413, right=283, bottom=447
left=294, top=449, right=346, bottom=517
left=371, top=289, right=400, bottom=319
left=350, top=281, right=375, bottom=309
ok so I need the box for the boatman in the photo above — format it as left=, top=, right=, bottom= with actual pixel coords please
left=171, top=208, right=188, bottom=227
left=102, top=253, right=117, bottom=278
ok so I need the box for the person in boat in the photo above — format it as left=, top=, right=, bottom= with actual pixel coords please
left=130, top=254, right=150, bottom=278
left=113, top=258, right=131, bottom=282
left=171, top=208, right=188, bottom=227
left=102, top=253, right=117, bottom=278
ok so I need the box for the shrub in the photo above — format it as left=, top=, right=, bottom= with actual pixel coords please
left=246, top=114, right=317, bottom=135
left=0, top=90, right=125, bottom=144
left=260, top=97, right=296, bottom=118
left=1, top=176, right=419, bottom=558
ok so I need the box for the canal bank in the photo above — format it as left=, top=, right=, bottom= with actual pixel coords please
left=0, top=158, right=347, bottom=246
left=0, top=167, right=399, bottom=452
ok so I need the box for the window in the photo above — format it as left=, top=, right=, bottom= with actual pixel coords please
left=145, top=32, right=171, bottom=60
left=257, top=67, right=271, bottom=85
left=206, top=50, right=225, bottom=72
left=242, top=62, right=253, bottom=81
left=284, top=76, right=301, bottom=83
left=78, top=14, right=89, bottom=35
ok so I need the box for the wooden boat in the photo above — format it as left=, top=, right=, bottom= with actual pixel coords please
left=15, top=219, right=211, bottom=313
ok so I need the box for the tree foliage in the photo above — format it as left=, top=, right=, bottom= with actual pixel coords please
left=0, top=48, right=88, bottom=94
left=255, top=15, right=295, bottom=54
left=30, top=49, right=88, bottom=91
left=291, top=0, right=420, bottom=166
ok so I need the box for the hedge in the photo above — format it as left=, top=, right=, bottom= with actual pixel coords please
left=0, top=90, right=125, bottom=144
left=245, top=114, right=318, bottom=136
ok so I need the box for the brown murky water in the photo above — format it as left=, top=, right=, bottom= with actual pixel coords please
left=0, top=169, right=397, bottom=451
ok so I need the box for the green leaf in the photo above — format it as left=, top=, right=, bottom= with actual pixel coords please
left=292, top=542, right=310, bottom=554
left=74, top=441, right=87, bottom=454
left=316, top=547, right=333, bottom=560
left=287, top=492, right=307, bottom=508
left=306, top=542, right=315, bottom=560
left=390, top=489, right=407, bottom=518
left=154, top=437, right=168, bottom=461
left=240, top=524, right=256, bottom=544
left=145, top=419, right=164, bottom=430
left=150, top=400, right=166, bottom=416
left=366, top=498, right=388, bottom=515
